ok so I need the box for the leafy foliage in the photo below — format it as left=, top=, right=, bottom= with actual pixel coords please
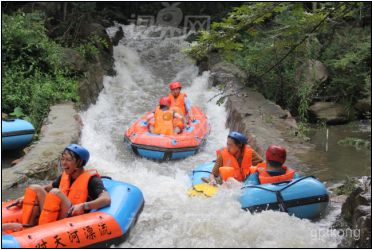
left=182, top=2, right=371, bottom=130
left=9, top=107, right=31, bottom=122
left=74, top=35, right=108, bottom=63
left=2, top=11, right=79, bottom=132
left=338, top=137, right=371, bottom=149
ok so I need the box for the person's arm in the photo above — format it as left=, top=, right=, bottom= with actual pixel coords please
left=174, top=112, right=188, bottom=129
left=44, top=183, right=53, bottom=193
left=209, top=154, right=223, bottom=185
left=184, top=97, right=195, bottom=121
left=2, top=223, right=23, bottom=232
left=146, top=113, right=154, bottom=121
left=70, top=177, right=111, bottom=216
left=251, top=150, right=264, bottom=166
left=70, top=191, right=111, bottom=216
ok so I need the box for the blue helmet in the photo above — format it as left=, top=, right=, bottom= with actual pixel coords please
left=228, top=132, right=247, bottom=145
left=65, top=144, right=90, bottom=167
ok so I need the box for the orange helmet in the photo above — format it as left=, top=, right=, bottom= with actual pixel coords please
left=170, top=82, right=182, bottom=90
left=159, top=97, right=171, bottom=107
left=266, top=145, right=286, bottom=164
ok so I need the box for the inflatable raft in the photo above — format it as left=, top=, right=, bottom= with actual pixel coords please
left=2, top=177, right=144, bottom=248
left=188, top=163, right=330, bottom=220
left=2, top=119, right=35, bottom=150
left=124, top=106, right=211, bottom=160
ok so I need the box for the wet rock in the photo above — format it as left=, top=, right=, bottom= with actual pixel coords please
left=11, top=158, right=24, bottom=167
left=74, top=23, right=115, bottom=77
left=103, top=6, right=128, bottom=24
left=333, top=176, right=371, bottom=248
left=58, top=48, right=88, bottom=73
left=355, top=97, right=371, bottom=114
left=2, top=102, right=80, bottom=189
left=40, top=125, right=48, bottom=134
left=342, top=187, right=364, bottom=224
left=77, top=63, right=105, bottom=110
left=2, top=113, right=9, bottom=120
left=80, top=23, right=113, bottom=56
left=356, top=214, right=371, bottom=248
left=309, top=102, right=355, bottom=124
left=353, top=205, right=371, bottom=226
left=208, top=62, right=246, bottom=88
left=23, top=146, right=32, bottom=155
left=112, top=26, right=124, bottom=46
left=356, top=192, right=371, bottom=207
left=331, top=195, right=348, bottom=205
left=295, top=60, right=329, bottom=87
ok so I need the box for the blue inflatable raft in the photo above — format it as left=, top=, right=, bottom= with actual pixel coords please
left=2, top=177, right=144, bottom=248
left=2, top=119, right=35, bottom=150
left=188, top=163, right=330, bottom=220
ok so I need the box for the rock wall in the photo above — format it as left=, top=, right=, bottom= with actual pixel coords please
left=2, top=21, right=122, bottom=189
left=200, top=52, right=315, bottom=166
left=2, top=102, right=81, bottom=189
left=332, top=177, right=371, bottom=248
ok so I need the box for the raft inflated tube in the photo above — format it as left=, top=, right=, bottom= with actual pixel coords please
left=2, top=178, right=144, bottom=248
left=188, top=163, right=330, bottom=219
left=124, top=106, right=211, bottom=160
left=240, top=177, right=330, bottom=219
left=2, top=119, right=35, bottom=150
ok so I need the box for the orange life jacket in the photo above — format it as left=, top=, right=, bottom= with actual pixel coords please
left=169, top=93, right=187, bottom=117
left=216, top=145, right=253, bottom=181
left=169, top=106, right=184, bottom=128
left=59, top=169, right=101, bottom=205
left=256, top=163, right=296, bottom=184
left=154, top=106, right=174, bottom=135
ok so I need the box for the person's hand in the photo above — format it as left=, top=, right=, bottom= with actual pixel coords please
left=70, top=203, right=85, bottom=216
left=209, top=179, right=217, bottom=186
left=11, top=223, right=23, bottom=232
left=185, top=124, right=189, bottom=129
left=192, top=118, right=196, bottom=122
left=15, top=197, right=24, bottom=207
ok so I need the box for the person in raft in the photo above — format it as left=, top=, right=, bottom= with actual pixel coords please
left=245, top=145, right=300, bottom=185
left=168, top=82, right=195, bottom=126
left=146, top=97, right=188, bottom=135
left=208, top=132, right=264, bottom=186
left=15, top=144, right=111, bottom=226
left=2, top=223, right=23, bottom=234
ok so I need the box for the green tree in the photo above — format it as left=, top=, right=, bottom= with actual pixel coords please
left=183, top=2, right=370, bottom=125
left=2, top=11, right=79, bottom=132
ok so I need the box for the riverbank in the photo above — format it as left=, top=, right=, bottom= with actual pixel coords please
left=202, top=52, right=315, bottom=169
left=2, top=102, right=81, bottom=189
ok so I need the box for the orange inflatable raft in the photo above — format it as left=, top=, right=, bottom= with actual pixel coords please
left=2, top=178, right=144, bottom=248
left=124, top=106, right=211, bottom=160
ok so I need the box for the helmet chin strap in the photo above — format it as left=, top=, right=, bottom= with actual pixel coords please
left=233, top=145, right=243, bottom=157
left=70, top=161, right=84, bottom=175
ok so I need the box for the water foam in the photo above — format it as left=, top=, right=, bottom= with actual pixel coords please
left=78, top=24, right=341, bottom=248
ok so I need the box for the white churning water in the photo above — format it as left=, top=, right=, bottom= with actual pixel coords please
left=79, top=24, right=342, bottom=248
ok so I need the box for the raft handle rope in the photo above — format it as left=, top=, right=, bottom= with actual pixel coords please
left=22, top=224, right=34, bottom=228
left=101, top=176, right=112, bottom=180
left=64, top=210, right=73, bottom=219
left=241, top=176, right=317, bottom=213
left=6, top=201, right=20, bottom=209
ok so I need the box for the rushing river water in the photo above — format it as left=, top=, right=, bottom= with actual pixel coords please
left=2, top=23, right=370, bottom=247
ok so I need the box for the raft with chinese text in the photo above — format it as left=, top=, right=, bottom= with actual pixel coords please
left=2, top=177, right=144, bottom=248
